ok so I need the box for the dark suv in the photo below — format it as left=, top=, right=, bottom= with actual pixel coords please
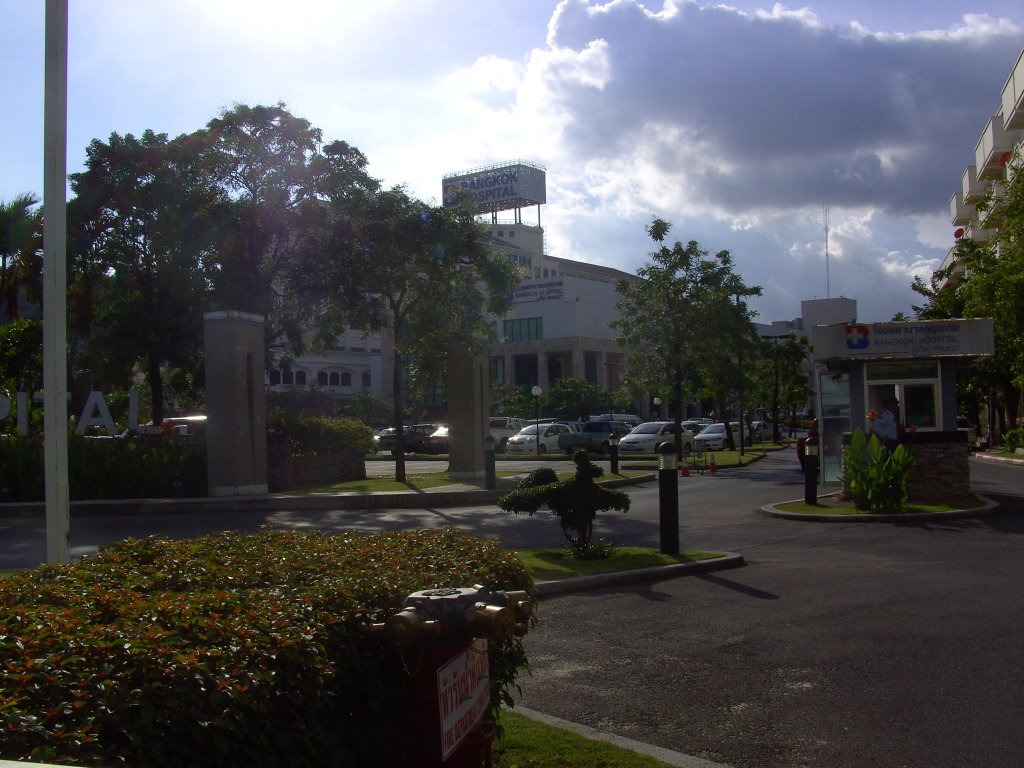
left=378, top=423, right=441, bottom=455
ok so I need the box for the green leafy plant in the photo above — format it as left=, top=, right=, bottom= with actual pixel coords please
left=497, top=450, right=630, bottom=555
left=1001, top=427, right=1024, bottom=452
left=267, top=409, right=374, bottom=457
left=843, top=427, right=917, bottom=514
left=0, top=528, right=533, bottom=767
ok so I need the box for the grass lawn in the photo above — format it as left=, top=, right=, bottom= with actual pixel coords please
left=515, top=546, right=723, bottom=581
left=299, top=470, right=648, bottom=494
left=776, top=494, right=984, bottom=515
left=494, top=710, right=680, bottom=767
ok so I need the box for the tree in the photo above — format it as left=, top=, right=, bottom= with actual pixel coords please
left=546, top=377, right=606, bottom=422
left=0, top=193, right=42, bottom=320
left=912, top=163, right=1024, bottom=439
left=0, top=318, right=43, bottom=408
left=67, top=130, right=221, bottom=423
left=612, top=218, right=761, bottom=456
left=289, top=187, right=521, bottom=481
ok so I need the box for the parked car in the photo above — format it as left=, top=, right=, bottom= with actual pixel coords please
left=749, top=420, right=768, bottom=443
left=617, top=421, right=695, bottom=456
left=419, top=425, right=449, bottom=454
left=373, top=427, right=395, bottom=453
left=489, top=416, right=528, bottom=452
left=558, top=420, right=633, bottom=454
left=506, top=423, right=571, bottom=455
left=588, top=413, right=643, bottom=430
left=957, top=416, right=978, bottom=450
left=377, top=423, right=441, bottom=454
left=694, top=422, right=738, bottom=452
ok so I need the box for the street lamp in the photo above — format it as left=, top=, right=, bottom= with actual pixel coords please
left=531, top=385, right=542, bottom=456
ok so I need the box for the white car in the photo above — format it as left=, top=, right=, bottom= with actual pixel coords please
left=617, top=421, right=694, bottom=455
left=506, top=423, right=571, bottom=455
left=695, top=423, right=735, bottom=452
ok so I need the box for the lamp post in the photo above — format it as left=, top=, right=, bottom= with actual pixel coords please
left=653, top=396, right=661, bottom=419
left=531, top=385, right=542, bottom=457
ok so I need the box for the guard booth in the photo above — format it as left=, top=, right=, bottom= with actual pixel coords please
left=810, top=319, right=995, bottom=500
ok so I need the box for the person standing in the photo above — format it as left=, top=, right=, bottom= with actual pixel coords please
left=871, top=396, right=901, bottom=451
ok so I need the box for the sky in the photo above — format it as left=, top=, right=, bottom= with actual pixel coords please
left=3, top=0, right=1023, bottom=325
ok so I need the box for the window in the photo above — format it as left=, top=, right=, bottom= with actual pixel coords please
left=269, top=369, right=281, bottom=385
left=317, top=371, right=328, bottom=386
left=341, top=372, right=352, bottom=386
left=503, top=317, right=543, bottom=342
left=295, top=371, right=307, bottom=386
left=329, top=372, right=340, bottom=386
left=866, top=362, right=939, bottom=431
left=361, top=371, right=371, bottom=387
left=282, top=370, right=294, bottom=385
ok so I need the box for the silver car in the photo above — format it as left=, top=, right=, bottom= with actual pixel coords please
left=617, top=421, right=694, bottom=455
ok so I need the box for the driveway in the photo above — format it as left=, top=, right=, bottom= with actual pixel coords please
left=514, top=456, right=1024, bottom=768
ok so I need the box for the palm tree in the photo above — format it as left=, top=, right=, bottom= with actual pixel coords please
left=0, top=193, right=43, bottom=320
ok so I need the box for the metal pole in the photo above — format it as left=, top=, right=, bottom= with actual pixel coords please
left=484, top=436, right=496, bottom=491
left=531, top=385, right=541, bottom=457
left=803, top=436, right=819, bottom=505
left=656, top=443, right=679, bottom=555
left=609, top=436, right=619, bottom=475
left=43, top=0, right=70, bottom=563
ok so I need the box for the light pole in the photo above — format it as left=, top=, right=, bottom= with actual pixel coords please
left=531, top=385, right=542, bottom=456
left=653, top=396, right=661, bottom=420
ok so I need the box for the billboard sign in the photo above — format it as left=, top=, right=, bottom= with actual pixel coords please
left=442, top=161, right=546, bottom=213
left=812, top=318, right=995, bottom=360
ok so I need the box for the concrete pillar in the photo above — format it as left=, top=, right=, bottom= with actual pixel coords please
left=204, top=312, right=268, bottom=496
left=447, top=341, right=489, bottom=480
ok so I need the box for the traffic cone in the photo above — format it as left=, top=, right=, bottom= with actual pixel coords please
left=680, top=464, right=690, bottom=477
left=709, top=454, right=717, bottom=474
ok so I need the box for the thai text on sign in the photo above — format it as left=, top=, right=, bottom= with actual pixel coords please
left=437, top=639, right=490, bottom=761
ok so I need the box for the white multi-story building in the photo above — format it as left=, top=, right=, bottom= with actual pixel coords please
left=444, top=161, right=636, bottom=405
left=943, top=46, right=1024, bottom=284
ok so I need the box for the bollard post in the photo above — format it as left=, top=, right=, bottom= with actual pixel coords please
left=609, top=434, right=620, bottom=475
left=657, top=443, right=679, bottom=556
left=484, top=435, right=496, bottom=491
left=803, top=435, right=819, bottom=505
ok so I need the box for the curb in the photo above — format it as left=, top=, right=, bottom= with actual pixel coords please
left=973, top=452, right=1024, bottom=467
left=0, top=474, right=656, bottom=519
left=534, top=553, right=745, bottom=598
left=759, top=493, right=999, bottom=522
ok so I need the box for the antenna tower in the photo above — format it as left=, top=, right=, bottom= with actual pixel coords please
left=823, top=202, right=831, bottom=299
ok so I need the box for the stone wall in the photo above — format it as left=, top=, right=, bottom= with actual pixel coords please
left=904, top=440, right=971, bottom=503
left=266, top=439, right=366, bottom=492
left=841, top=431, right=972, bottom=504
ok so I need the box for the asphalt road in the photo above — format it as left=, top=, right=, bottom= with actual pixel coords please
left=516, top=454, right=1024, bottom=768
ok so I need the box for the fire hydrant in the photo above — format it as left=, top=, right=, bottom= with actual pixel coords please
left=373, top=585, right=534, bottom=767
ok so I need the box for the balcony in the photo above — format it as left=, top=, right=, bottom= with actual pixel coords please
left=964, top=223, right=996, bottom=243
left=936, top=247, right=965, bottom=290
left=974, top=114, right=1020, bottom=180
left=961, top=165, right=986, bottom=204
left=948, top=191, right=976, bottom=226
left=979, top=180, right=1008, bottom=228
left=1002, top=47, right=1024, bottom=131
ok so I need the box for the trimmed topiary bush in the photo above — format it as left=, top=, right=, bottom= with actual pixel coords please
left=266, top=410, right=375, bottom=457
left=0, top=528, right=534, bottom=767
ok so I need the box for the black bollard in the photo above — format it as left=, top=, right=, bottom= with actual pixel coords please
left=609, top=435, right=620, bottom=475
left=484, top=435, right=496, bottom=491
left=803, top=436, right=818, bottom=505
left=657, top=443, right=679, bottom=555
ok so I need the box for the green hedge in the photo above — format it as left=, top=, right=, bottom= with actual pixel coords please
left=0, top=528, right=534, bottom=767
left=0, top=434, right=207, bottom=503
left=267, top=410, right=375, bottom=457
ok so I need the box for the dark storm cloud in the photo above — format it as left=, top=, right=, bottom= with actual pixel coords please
left=544, top=0, right=1023, bottom=214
